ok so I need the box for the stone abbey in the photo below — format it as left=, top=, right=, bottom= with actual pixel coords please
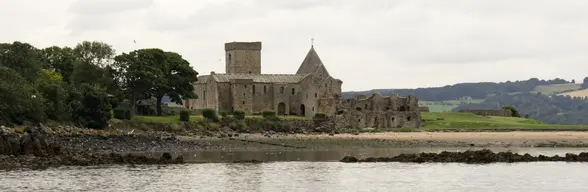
left=184, top=41, right=421, bottom=128
left=184, top=42, right=343, bottom=117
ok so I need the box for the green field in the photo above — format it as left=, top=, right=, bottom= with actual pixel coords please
left=420, top=99, right=484, bottom=112
left=422, top=112, right=588, bottom=131
left=131, top=112, right=588, bottom=132
left=532, top=83, right=582, bottom=95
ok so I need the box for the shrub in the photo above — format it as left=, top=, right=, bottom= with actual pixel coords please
left=72, top=84, right=111, bottom=129
left=113, top=107, right=132, bottom=120
left=313, top=113, right=328, bottom=125
left=202, top=108, right=219, bottom=122
left=219, top=112, right=228, bottom=117
left=501, top=105, right=521, bottom=117
left=262, top=110, right=276, bottom=119
left=179, top=110, right=191, bottom=122
left=232, top=110, right=245, bottom=120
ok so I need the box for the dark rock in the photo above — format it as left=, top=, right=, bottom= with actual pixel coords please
left=340, top=149, right=588, bottom=164
left=340, top=156, right=358, bottom=162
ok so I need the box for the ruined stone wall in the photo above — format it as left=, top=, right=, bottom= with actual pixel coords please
left=458, top=109, right=513, bottom=117
left=316, top=77, right=342, bottom=116
left=230, top=79, right=254, bottom=113
left=334, top=93, right=421, bottom=129
left=225, top=42, right=262, bottom=74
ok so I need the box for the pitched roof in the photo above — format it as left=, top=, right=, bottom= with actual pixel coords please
left=210, top=73, right=308, bottom=83
left=296, top=46, right=330, bottom=76
left=195, top=75, right=209, bottom=84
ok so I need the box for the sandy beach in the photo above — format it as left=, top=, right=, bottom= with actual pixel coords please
left=233, top=131, right=588, bottom=148
left=285, top=131, right=588, bottom=141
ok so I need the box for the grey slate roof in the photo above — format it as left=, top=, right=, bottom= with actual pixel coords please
left=210, top=73, right=308, bottom=83
left=195, top=75, right=209, bottom=84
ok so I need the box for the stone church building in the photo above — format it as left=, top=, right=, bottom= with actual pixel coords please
left=183, top=41, right=343, bottom=117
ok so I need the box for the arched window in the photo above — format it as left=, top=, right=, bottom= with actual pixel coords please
left=263, top=85, right=267, bottom=93
left=291, top=88, right=295, bottom=95
left=228, top=53, right=232, bottom=63
left=252, top=85, right=256, bottom=94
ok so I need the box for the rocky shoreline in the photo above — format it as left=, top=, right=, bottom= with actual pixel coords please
left=340, top=149, right=588, bottom=164
left=1, top=125, right=184, bottom=170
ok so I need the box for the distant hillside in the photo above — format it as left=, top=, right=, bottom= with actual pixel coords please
left=343, top=78, right=572, bottom=101
left=533, top=83, right=582, bottom=96
left=454, top=92, right=588, bottom=125
left=557, top=89, right=588, bottom=98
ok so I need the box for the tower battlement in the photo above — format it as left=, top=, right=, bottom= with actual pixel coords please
left=225, top=42, right=262, bottom=51
left=225, top=41, right=262, bottom=74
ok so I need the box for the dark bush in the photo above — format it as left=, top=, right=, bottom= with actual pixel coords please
left=501, top=105, right=521, bottom=117
left=179, top=110, right=191, bottom=122
left=113, top=107, right=132, bottom=120
left=219, top=112, right=228, bottom=117
left=232, top=110, right=245, bottom=120
left=202, top=108, right=219, bottom=122
left=262, top=110, right=276, bottom=119
left=73, top=84, right=111, bottom=129
left=313, top=113, right=329, bottom=126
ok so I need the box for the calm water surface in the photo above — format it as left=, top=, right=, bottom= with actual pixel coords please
left=2, top=147, right=588, bottom=192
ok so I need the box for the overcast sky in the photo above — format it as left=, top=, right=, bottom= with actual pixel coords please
left=2, top=0, right=588, bottom=91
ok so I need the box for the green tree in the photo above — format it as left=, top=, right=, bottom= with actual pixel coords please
left=72, top=84, right=112, bottom=129
left=0, top=66, right=45, bottom=125
left=114, top=48, right=198, bottom=116
left=36, top=69, right=73, bottom=121
left=0, top=42, right=42, bottom=82
left=113, top=49, right=165, bottom=116
left=39, top=46, right=77, bottom=82
left=151, top=51, right=198, bottom=116
left=70, top=41, right=116, bottom=89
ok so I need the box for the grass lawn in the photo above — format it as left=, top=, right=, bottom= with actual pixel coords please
left=422, top=112, right=588, bottom=131
left=133, top=114, right=309, bottom=123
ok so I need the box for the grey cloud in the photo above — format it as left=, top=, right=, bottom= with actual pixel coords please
left=6, top=0, right=588, bottom=90
left=68, top=0, right=154, bottom=15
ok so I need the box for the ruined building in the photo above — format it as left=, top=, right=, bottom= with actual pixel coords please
left=183, top=42, right=343, bottom=117
left=183, top=41, right=421, bottom=128
left=334, top=93, right=421, bottom=128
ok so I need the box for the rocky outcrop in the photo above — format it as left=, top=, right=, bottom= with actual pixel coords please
left=340, top=149, right=588, bottom=164
left=0, top=124, right=184, bottom=170
left=0, top=125, right=60, bottom=157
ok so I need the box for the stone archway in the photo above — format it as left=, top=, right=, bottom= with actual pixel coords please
left=278, top=102, right=286, bottom=115
left=300, top=104, right=306, bottom=116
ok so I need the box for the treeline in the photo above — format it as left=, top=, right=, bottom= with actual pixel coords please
left=343, top=78, right=573, bottom=101
left=454, top=92, right=588, bottom=125
left=0, top=41, right=198, bottom=128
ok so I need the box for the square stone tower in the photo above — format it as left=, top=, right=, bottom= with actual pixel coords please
left=225, top=42, right=262, bottom=74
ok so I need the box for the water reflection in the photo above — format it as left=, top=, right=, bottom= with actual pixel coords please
left=3, top=148, right=588, bottom=192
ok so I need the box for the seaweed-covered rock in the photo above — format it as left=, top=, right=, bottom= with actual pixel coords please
left=340, top=149, right=588, bottom=164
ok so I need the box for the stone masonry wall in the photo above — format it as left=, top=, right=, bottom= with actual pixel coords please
left=225, top=42, right=262, bottom=74
left=333, top=93, right=421, bottom=129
